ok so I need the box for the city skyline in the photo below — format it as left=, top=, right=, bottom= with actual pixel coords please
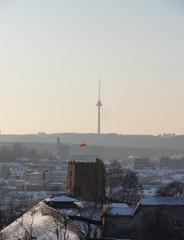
left=0, top=1, right=184, bottom=134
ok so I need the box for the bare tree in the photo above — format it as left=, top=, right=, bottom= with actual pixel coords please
left=52, top=218, right=69, bottom=240
left=0, top=231, right=8, bottom=240
left=156, top=181, right=184, bottom=197
left=107, top=160, right=142, bottom=202
left=76, top=205, right=101, bottom=239
left=0, top=200, right=22, bottom=230
left=106, top=160, right=124, bottom=199
left=17, top=214, right=36, bottom=240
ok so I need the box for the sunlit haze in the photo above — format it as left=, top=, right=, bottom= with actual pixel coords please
left=0, top=0, right=184, bottom=134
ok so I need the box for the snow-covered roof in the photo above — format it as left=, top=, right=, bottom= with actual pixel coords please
left=49, top=195, right=79, bottom=203
left=141, top=197, right=184, bottom=206
left=173, top=173, right=184, bottom=180
left=143, top=188, right=157, bottom=197
left=103, top=203, right=135, bottom=216
left=103, top=197, right=184, bottom=217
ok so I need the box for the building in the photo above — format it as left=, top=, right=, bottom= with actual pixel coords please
left=160, top=156, right=184, bottom=169
left=28, top=171, right=43, bottom=185
left=44, top=170, right=63, bottom=183
left=43, top=170, right=66, bottom=191
left=102, top=197, right=184, bottom=240
left=67, top=159, right=106, bottom=203
left=46, top=194, right=79, bottom=209
left=0, top=165, right=10, bottom=179
left=134, top=157, right=154, bottom=170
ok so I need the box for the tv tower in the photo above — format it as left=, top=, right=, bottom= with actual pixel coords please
left=96, top=79, right=102, bottom=134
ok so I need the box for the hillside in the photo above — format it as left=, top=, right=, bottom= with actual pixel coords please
left=1, top=202, right=85, bottom=240
left=0, top=133, right=183, bottom=149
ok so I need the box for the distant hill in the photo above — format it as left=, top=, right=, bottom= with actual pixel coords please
left=0, top=134, right=184, bottom=159
left=0, top=133, right=183, bottom=150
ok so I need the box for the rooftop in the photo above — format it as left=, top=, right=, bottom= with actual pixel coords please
left=103, top=197, right=184, bottom=217
left=141, top=197, right=184, bottom=206
left=48, top=195, right=79, bottom=203
left=103, top=203, right=135, bottom=216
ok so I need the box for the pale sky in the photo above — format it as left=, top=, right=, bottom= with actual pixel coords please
left=0, top=0, right=184, bottom=135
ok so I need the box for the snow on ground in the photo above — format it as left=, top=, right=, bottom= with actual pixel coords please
left=1, top=202, right=82, bottom=240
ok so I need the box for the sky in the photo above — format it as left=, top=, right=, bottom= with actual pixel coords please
left=0, top=0, right=184, bottom=135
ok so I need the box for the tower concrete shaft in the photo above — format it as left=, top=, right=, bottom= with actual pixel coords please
left=96, top=80, right=102, bottom=134
left=97, top=105, right=101, bottom=134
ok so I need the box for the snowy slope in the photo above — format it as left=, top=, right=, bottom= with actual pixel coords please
left=1, top=202, right=86, bottom=240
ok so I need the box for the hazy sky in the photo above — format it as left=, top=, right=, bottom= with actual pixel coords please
left=0, top=0, right=184, bottom=134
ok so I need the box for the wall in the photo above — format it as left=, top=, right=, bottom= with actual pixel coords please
left=67, top=160, right=105, bottom=203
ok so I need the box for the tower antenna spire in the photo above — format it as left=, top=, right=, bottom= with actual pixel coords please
left=99, top=77, right=101, bottom=100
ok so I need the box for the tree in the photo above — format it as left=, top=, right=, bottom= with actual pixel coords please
left=0, top=231, right=7, bottom=240
left=123, top=170, right=138, bottom=188
left=0, top=200, right=25, bottom=230
left=106, top=160, right=142, bottom=202
left=106, top=160, right=124, bottom=199
left=156, top=181, right=184, bottom=197
left=52, top=218, right=69, bottom=240
left=120, top=170, right=142, bottom=202
left=77, top=205, right=101, bottom=239
left=17, top=214, right=36, bottom=240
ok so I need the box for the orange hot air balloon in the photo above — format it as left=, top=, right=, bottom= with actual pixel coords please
left=80, top=143, right=87, bottom=148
